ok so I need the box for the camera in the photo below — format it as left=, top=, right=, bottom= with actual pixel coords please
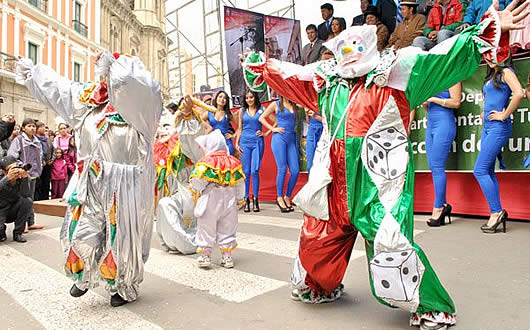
left=13, top=162, right=32, bottom=171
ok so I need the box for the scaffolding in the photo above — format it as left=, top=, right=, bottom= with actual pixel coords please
left=164, top=0, right=295, bottom=101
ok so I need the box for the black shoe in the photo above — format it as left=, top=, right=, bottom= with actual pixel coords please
left=0, top=230, right=6, bottom=242
left=276, top=200, right=289, bottom=213
left=481, top=210, right=508, bottom=233
left=427, top=204, right=452, bottom=227
left=110, top=293, right=129, bottom=307
left=243, top=198, right=251, bottom=213
left=70, top=284, right=88, bottom=297
left=283, top=197, right=294, bottom=212
left=13, top=233, right=27, bottom=243
left=252, top=197, right=260, bottom=212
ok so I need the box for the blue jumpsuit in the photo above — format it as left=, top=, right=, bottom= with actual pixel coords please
left=473, top=72, right=513, bottom=213
left=425, top=90, right=457, bottom=208
left=271, top=101, right=299, bottom=197
left=305, top=116, right=323, bottom=174
left=240, top=106, right=265, bottom=198
left=208, top=112, right=235, bottom=155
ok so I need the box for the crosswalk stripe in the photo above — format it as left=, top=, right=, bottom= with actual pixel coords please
left=238, top=214, right=303, bottom=229
left=237, top=232, right=298, bottom=258
left=0, top=245, right=162, bottom=329
left=38, top=227, right=288, bottom=303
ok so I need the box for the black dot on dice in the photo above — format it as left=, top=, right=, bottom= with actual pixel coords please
left=373, top=134, right=380, bottom=138
left=374, top=259, right=380, bottom=264
left=369, top=160, right=374, bottom=168
left=381, top=168, right=386, bottom=175
left=412, top=275, right=418, bottom=283
left=378, top=151, right=384, bottom=159
left=401, top=251, right=408, bottom=256
left=398, top=136, right=406, bottom=140
left=405, top=145, right=409, bottom=152
left=373, top=156, right=378, bottom=164
left=386, top=257, right=394, bottom=262
left=387, top=128, right=395, bottom=134
left=391, top=169, right=397, bottom=176
left=403, top=267, right=409, bottom=275
left=381, top=280, right=390, bottom=288
left=383, top=142, right=391, bottom=147
left=368, top=143, right=373, bottom=151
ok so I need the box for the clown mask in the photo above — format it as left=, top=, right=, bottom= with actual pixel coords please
left=324, top=25, right=380, bottom=79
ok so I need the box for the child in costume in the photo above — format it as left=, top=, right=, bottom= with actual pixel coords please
left=189, top=129, right=245, bottom=268
left=243, top=2, right=528, bottom=329
left=16, top=51, right=162, bottom=307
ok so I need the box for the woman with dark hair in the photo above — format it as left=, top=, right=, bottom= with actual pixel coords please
left=326, top=17, right=345, bottom=41
left=65, top=135, right=77, bottom=182
left=202, top=91, right=238, bottom=155
left=474, top=57, right=524, bottom=233
left=424, top=82, right=462, bottom=227
left=235, top=90, right=270, bottom=212
left=259, top=96, right=299, bottom=213
left=53, top=122, right=71, bottom=152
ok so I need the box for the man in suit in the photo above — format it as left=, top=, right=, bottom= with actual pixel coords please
left=317, top=3, right=346, bottom=41
left=376, top=0, right=400, bottom=34
left=302, top=24, right=325, bottom=65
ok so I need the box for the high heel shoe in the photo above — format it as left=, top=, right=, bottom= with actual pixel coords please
left=252, top=197, right=260, bottom=212
left=426, top=204, right=452, bottom=227
left=283, top=196, right=294, bottom=212
left=276, top=199, right=290, bottom=213
left=243, top=198, right=251, bottom=213
left=481, top=210, right=507, bottom=233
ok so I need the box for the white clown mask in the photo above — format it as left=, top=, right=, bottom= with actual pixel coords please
left=324, top=25, right=380, bottom=79
left=195, top=129, right=229, bottom=156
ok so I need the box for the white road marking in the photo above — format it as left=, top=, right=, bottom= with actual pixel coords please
left=0, top=245, right=162, bottom=330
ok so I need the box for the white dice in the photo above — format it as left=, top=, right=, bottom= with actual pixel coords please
left=369, top=249, right=421, bottom=303
left=365, top=127, right=408, bottom=181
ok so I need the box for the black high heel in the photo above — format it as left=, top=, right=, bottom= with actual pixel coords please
left=427, top=204, right=452, bottom=227
left=276, top=199, right=289, bottom=213
left=243, top=198, right=251, bottom=213
left=481, top=210, right=507, bottom=233
left=283, top=196, right=294, bottom=212
left=252, top=197, right=260, bottom=212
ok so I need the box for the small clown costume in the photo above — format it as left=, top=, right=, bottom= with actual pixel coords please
left=189, top=130, right=245, bottom=268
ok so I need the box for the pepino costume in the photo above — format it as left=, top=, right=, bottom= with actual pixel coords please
left=16, top=52, right=162, bottom=302
left=244, top=7, right=510, bottom=327
left=189, top=130, right=245, bottom=261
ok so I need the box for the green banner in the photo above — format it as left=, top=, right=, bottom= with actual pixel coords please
left=410, top=58, right=530, bottom=172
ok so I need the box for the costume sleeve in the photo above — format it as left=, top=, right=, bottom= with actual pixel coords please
left=388, top=7, right=509, bottom=109
left=104, top=52, right=163, bottom=138
left=243, top=53, right=319, bottom=112
left=15, top=58, right=83, bottom=126
left=189, top=177, right=209, bottom=195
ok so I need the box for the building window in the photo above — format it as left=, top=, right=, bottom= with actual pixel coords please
left=75, top=2, right=82, bottom=21
left=73, top=62, right=81, bottom=82
left=28, top=42, right=38, bottom=65
left=73, top=1, right=88, bottom=37
left=28, top=0, right=47, bottom=12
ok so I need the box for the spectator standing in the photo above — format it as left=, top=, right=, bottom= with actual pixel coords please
left=387, top=0, right=426, bottom=50
left=376, top=0, right=401, bottom=34
left=317, top=3, right=347, bottom=41
left=302, top=24, right=325, bottom=65
left=51, top=148, right=68, bottom=199
left=412, top=0, right=466, bottom=51
left=326, top=17, right=346, bottom=41
left=0, top=114, right=15, bottom=157
left=352, top=0, right=370, bottom=26
left=7, top=118, right=44, bottom=231
left=53, top=122, right=71, bottom=152
left=65, top=135, right=77, bottom=182
left=35, top=121, right=53, bottom=200
left=365, top=6, right=390, bottom=51
left=10, top=124, right=20, bottom=141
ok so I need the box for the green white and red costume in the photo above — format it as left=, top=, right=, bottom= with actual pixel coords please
left=244, top=8, right=509, bottom=327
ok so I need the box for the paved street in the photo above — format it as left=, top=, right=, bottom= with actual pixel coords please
left=1, top=205, right=529, bottom=330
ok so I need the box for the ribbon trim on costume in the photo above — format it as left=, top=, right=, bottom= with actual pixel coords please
left=190, top=151, right=245, bottom=186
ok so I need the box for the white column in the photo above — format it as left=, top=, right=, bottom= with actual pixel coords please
left=87, top=0, right=91, bottom=40
left=65, top=0, right=70, bottom=27
left=14, top=10, right=20, bottom=56
left=95, top=0, right=100, bottom=44
left=1, top=7, right=7, bottom=53
left=48, top=0, right=53, bottom=16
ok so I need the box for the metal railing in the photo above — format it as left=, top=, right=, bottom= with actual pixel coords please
left=72, top=20, right=88, bottom=38
left=0, top=51, right=16, bottom=73
left=28, top=0, right=47, bottom=12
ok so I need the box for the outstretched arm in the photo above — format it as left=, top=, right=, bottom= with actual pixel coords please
left=15, top=58, right=83, bottom=126
left=243, top=53, right=319, bottom=112
left=388, top=1, right=529, bottom=109
left=102, top=52, right=163, bottom=138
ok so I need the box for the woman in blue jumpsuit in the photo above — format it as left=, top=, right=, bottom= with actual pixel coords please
left=235, top=90, right=269, bottom=212
left=259, top=96, right=299, bottom=213
left=474, top=59, right=524, bottom=233
left=305, top=109, right=323, bottom=174
left=202, top=91, right=237, bottom=155
left=424, top=83, right=462, bottom=227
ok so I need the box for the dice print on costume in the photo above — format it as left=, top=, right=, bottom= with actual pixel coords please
left=365, top=127, right=408, bottom=180
left=369, top=249, right=421, bottom=302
